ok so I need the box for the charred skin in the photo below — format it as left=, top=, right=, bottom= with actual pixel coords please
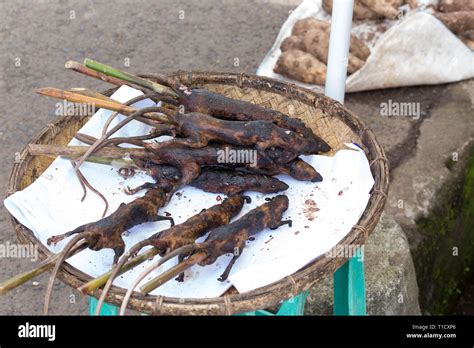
left=79, top=131, right=321, bottom=185
left=46, top=188, right=172, bottom=263
left=131, top=162, right=181, bottom=193
left=135, top=74, right=331, bottom=153
left=137, top=143, right=320, bottom=194
left=264, top=147, right=323, bottom=182
left=193, top=195, right=291, bottom=281
left=284, top=159, right=323, bottom=182
left=235, top=156, right=323, bottom=182
left=147, top=195, right=247, bottom=254
left=157, top=112, right=324, bottom=162
left=244, top=158, right=323, bottom=182
left=176, top=88, right=331, bottom=154
left=190, top=168, right=289, bottom=195
left=129, top=198, right=291, bottom=290
left=133, top=163, right=289, bottom=196
left=139, top=143, right=309, bottom=173
left=93, top=195, right=247, bottom=308
left=140, top=143, right=277, bottom=192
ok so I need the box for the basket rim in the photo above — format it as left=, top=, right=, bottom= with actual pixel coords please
left=6, top=70, right=389, bottom=315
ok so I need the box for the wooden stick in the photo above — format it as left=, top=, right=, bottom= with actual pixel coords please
left=65, top=60, right=136, bottom=89
left=139, top=252, right=207, bottom=295
left=36, top=87, right=166, bottom=126
left=0, top=243, right=87, bottom=295
left=28, top=144, right=146, bottom=161
left=119, top=245, right=198, bottom=314
left=84, top=59, right=178, bottom=98
left=78, top=247, right=161, bottom=294
left=44, top=235, right=91, bottom=314
left=37, top=87, right=136, bottom=114
left=69, top=88, right=117, bottom=103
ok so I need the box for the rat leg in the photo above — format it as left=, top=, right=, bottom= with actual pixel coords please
left=217, top=254, right=241, bottom=282
left=175, top=254, right=186, bottom=282
left=149, top=214, right=175, bottom=226
left=269, top=219, right=293, bottom=230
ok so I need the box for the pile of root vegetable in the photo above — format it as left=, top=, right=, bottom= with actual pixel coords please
left=275, top=17, right=371, bottom=84
left=274, top=0, right=474, bottom=84
left=0, top=59, right=331, bottom=315
left=434, top=0, right=474, bottom=50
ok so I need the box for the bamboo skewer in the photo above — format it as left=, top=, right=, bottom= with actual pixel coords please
left=37, top=87, right=137, bottom=116
left=28, top=143, right=146, bottom=161
left=65, top=61, right=138, bottom=90
left=119, top=245, right=198, bottom=315
left=36, top=87, right=167, bottom=126
left=35, top=87, right=172, bottom=214
left=78, top=247, right=161, bottom=294
left=140, top=252, right=207, bottom=295
left=44, top=235, right=91, bottom=314
left=0, top=144, right=161, bottom=296
left=65, top=61, right=177, bottom=105
left=0, top=242, right=87, bottom=295
left=84, top=59, right=178, bottom=98
left=69, top=88, right=117, bottom=103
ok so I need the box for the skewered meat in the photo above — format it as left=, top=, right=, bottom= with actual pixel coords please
left=93, top=195, right=248, bottom=314
left=148, top=107, right=327, bottom=162
left=47, top=188, right=173, bottom=263
left=119, top=195, right=291, bottom=314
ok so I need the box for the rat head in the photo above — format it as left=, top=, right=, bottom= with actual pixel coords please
left=288, top=129, right=331, bottom=155
left=265, top=195, right=289, bottom=217
left=263, top=176, right=289, bottom=192
left=309, top=136, right=331, bottom=154
left=220, top=195, right=250, bottom=218
left=287, top=160, right=322, bottom=182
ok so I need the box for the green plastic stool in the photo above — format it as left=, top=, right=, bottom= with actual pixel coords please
left=334, top=249, right=366, bottom=315
left=89, top=253, right=366, bottom=316
left=88, top=296, right=119, bottom=315
left=237, top=290, right=309, bottom=316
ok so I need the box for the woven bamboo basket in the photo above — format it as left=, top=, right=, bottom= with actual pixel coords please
left=6, top=71, right=389, bottom=315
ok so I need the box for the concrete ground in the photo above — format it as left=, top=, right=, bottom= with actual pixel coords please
left=0, top=0, right=472, bottom=315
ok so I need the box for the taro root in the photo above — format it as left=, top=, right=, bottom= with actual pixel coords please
left=292, top=17, right=331, bottom=36
left=302, top=29, right=330, bottom=64
left=323, top=0, right=379, bottom=20
left=438, top=0, right=474, bottom=13
left=274, top=49, right=327, bottom=85
left=360, top=0, right=404, bottom=19
left=302, top=29, right=365, bottom=74
left=281, top=35, right=305, bottom=51
left=291, top=17, right=370, bottom=60
left=434, top=11, right=474, bottom=34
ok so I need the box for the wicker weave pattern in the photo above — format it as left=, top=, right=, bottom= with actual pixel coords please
left=7, top=71, right=389, bottom=315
